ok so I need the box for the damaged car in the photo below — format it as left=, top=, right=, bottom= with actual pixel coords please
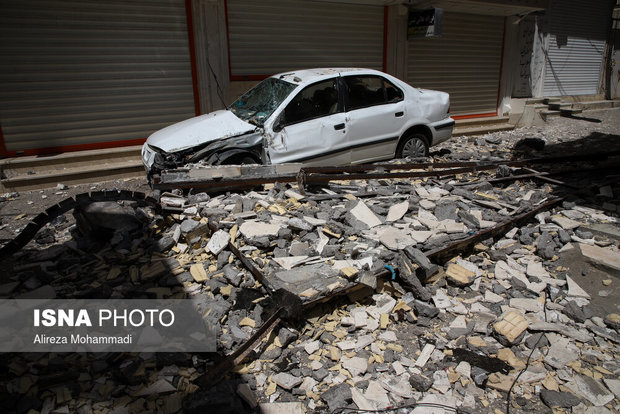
left=141, top=68, right=454, bottom=178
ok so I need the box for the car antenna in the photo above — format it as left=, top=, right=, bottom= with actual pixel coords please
left=206, top=56, right=228, bottom=110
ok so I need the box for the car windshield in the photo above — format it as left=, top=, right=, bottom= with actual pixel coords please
left=230, top=78, right=297, bottom=127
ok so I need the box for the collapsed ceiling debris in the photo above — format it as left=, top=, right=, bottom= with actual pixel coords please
left=1, top=137, right=619, bottom=413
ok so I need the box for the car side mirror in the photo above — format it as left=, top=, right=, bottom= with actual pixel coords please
left=273, top=116, right=285, bottom=133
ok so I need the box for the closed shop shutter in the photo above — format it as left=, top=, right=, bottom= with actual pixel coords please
left=227, top=0, right=384, bottom=78
left=407, top=12, right=504, bottom=116
left=0, top=0, right=195, bottom=154
left=543, top=0, right=612, bottom=96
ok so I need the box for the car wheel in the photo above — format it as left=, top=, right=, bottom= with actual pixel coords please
left=222, top=155, right=257, bottom=165
left=397, top=133, right=429, bottom=159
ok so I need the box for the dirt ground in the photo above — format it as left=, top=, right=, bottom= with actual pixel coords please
left=0, top=178, right=151, bottom=246
left=558, top=245, right=620, bottom=316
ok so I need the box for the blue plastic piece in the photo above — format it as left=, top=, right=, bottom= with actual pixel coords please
left=384, top=264, right=396, bottom=280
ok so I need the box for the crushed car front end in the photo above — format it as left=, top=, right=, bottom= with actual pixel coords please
left=141, top=77, right=298, bottom=179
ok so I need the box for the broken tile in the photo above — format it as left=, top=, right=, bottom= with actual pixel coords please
left=493, top=311, right=529, bottom=345
left=206, top=229, right=230, bottom=255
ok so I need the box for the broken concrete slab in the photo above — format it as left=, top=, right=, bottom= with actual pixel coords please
left=259, top=402, right=304, bottom=414
left=386, top=200, right=409, bottom=222
left=544, top=335, right=580, bottom=369
left=272, top=372, right=303, bottom=390
left=374, top=226, right=414, bottom=251
left=342, top=356, right=368, bottom=377
left=239, top=221, right=281, bottom=239
left=579, top=243, right=620, bottom=275
left=207, top=229, right=230, bottom=255
left=566, top=375, right=615, bottom=406
left=272, top=256, right=311, bottom=270
left=346, top=200, right=382, bottom=230
left=566, top=275, right=591, bottom=299
left=445, top=263, right=476, bottom=287
left=539, top=390, right=581, bottom=408
left=551, top=215, right=582, bottom=230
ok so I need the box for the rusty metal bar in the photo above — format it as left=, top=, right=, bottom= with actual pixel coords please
left=153, top=174, right=298, bottom=190
left=154, top=150, right=620, bottom=192
left=194, top=196, right=568, bottom=389
left=195, top=268, right=392, bottom=389
left=426, top=197, right=564, bottom=264
left=154, top=165, right=497, bottom=191
left=304, top=165, right=498, bottom=184
left=284, top=150, right=620, bottom=175
left=477, top=171, right=550, bottom=185
left=229, top=240, right=275, bottom=293
left=521, top=167, right=579, bottom=189
left=195, top=308, right=284, bottom=389
left=206, top=221, right=275, bottom=293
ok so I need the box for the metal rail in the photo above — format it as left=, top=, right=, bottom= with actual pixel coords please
left=153, top=150, right=620, bottom=192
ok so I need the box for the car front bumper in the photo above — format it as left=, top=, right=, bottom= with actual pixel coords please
left=141, top=143, right=156, bottom=172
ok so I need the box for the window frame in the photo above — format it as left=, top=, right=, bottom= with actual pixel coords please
left=278, top=77, right=343, bottom=128
left=341, top=75, right=404, bottom=112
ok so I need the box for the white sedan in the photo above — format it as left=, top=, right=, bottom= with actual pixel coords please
left=142, top=68, right=454, bottom=177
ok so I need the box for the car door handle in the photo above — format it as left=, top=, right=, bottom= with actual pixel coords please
left=334, top=123, right=345, bottom=130
left=395, top=112, right=404, bottom=117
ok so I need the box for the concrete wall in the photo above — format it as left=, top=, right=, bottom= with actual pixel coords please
left=513, top=14, right=546, bottom=98
left=192, top=0, right=230, bottom=113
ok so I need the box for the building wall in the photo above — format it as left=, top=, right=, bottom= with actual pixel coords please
left=0, top=0, right=197, bottom=156
left=513, top=1, right=614, bottom=98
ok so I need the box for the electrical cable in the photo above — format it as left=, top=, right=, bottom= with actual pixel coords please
left=331, top=401, right=461, bottom=414
left=505, top=332, right=543, bottom=414
left=505, top=290, right=549, bottom=413
left=205, top=56, right=228, bottom=110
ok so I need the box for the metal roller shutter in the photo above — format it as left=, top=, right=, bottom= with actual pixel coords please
left=407, top=12, right=504, bottom=116
left=226, top=0, right=384, bottom=77
left=543, top=0, right=612, bottom=96
left=0, top=0, right=195, bottom=154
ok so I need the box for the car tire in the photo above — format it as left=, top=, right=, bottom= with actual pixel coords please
left=222, top=155, right=257, bottom=165
left=396, top=133, right=429, bottom=159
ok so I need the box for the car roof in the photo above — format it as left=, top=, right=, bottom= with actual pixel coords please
left=272, top=68, right=388, bottom=86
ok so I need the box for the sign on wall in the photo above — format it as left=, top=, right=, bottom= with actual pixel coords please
left=408, top=8, right=443, bottom=38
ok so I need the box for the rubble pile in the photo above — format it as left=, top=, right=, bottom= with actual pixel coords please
left=1, top=159, right=619, bottom=413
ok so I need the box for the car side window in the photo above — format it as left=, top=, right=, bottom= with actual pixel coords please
left=344, top=76, right=404, bottom=110
left=283, top=79, right=340, bottom=126
left=384, top=79, right=404, bottom=103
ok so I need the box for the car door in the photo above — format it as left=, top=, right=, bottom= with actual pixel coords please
left=266, top=78, right=350, bottom=166
left=342, top=75, right=407, bottom=163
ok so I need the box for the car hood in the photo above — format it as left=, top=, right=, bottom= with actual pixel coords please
left=146, top=110, right=257, bottom=152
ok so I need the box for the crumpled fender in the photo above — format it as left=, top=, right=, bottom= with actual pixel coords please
left=206, top=148, right=262, bottom=165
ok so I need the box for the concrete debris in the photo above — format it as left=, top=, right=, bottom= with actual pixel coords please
left=579, top=243, right=620, bottom=274
left=2, top=114, right=620, bottom=414
left=347, top=199, right=382, bottom=229
left=386, top=200, right=409, bottom=222
left=567, top=375, right=615, bottom=406
left=260, top=402, right=304, bottom=414
left=445, top=263, right=476, bottom=287
left=272, top=372, right=303, bottom=390
left=494, top=311, right=529, bottom=345
left=539, top=390, right=581, bottom=408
